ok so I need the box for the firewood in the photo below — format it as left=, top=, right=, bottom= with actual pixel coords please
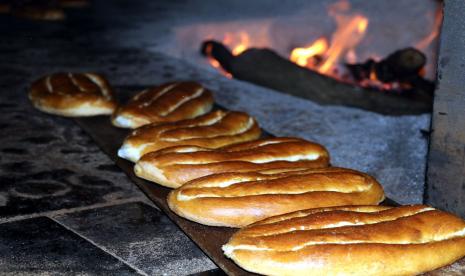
left=201, top=41, right=433, bottom=115
left=346, top=48, right=434, bottom=97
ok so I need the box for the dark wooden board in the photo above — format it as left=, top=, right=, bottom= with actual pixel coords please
left=75, top=111, right=463, bottom=276
left=75, top=115, right=244, bottom=275
left=74, top=113, right=399, bottom=276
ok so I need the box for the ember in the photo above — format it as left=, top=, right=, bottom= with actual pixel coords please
left=204, top=43, right=232, bottom=78
left=290, top=38, right=328, bottom=68
left=346, top=47, right=434, bottom=94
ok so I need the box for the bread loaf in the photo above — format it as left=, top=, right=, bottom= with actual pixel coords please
left=168, top=167, right=385, bottom=227
left=29, top=73, right=117, bottom=116
left=134, top=137, right=329, bottom=188
left=223, top=205, right=465, bottom=276
left=118, top=110, right=261, bottom=162
left=111, top=81, right=213, bottom=128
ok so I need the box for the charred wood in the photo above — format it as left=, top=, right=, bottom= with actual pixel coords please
left=201, top=40, right=234, bottom=72
left=201, top=41, right=433, bottom=115
left=346, top=47, right=434, bottom=96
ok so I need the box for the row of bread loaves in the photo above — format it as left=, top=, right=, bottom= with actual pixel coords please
left=29, top=73, right=465, bottom=276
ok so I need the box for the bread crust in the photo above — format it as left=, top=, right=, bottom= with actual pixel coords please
left=223, top=205, right=465, bottom=276
left=29, top=73, right=117, bottom=116
left=134, top=137, right=330, bottom=188
left=111, top=81, right=214, bottom=128
left=118, top=110, right=261, bottom=162
left=167, top=167, right=385, bottom=227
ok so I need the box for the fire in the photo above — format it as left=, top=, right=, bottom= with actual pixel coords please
left=205, top=0, right=370, bottom=80
left=202, top=0, right=439, bottom=89
left=290, top=0, right=369, bottom=76
left=205, top=43, right=221, bottom=69
left=203, top=31, right=249, bottom=78
left=223, top=31, right=250, bottom=56
left=208, top=57, right=221, bottom=69
left=415, top=8, right=443, bottom=50
left=204, top=43, right=232, bottom=78
left=290, top=38, right=328, bottom=67
left=318, top=15, right=368, bottom=74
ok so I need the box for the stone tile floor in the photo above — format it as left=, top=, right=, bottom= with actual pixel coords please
left=54, top=202, right=215, bottom=275
left=0, top=217, right=139, bottom=275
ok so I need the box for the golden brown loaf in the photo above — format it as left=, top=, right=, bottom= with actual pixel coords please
left=223, top=205, right=465, bottom=276
left=111, top=81, right=214, bottom=128
left=118, top=110, right=261, bottom=162
left=134, top=137, right=330, bottom=188
left=29, top=73, right=117, bottom=117
left=168, top=167, right=385, bottom=227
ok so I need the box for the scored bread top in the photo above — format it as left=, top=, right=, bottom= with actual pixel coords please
left=223, top=205, right=465, bottom=276
left=111, top=81, right=214, bottom=128
left=168, top=167, right=385, bottom=227
left=118, top=110, right=261, bottom=162
left=134, top=137, right=330, bottom=188
left=29, top=72, right=117, bottom=116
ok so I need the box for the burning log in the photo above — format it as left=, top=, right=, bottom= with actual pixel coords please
left=346, top=47, right=435, bottom=96
left=347, top=48, right=425, bottom=82
left=201, top=40, right=433, bottom=115
left=201, top=40, right=234, bottom=72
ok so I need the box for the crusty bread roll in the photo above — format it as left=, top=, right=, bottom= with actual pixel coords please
left=118, top=110, right=261, bottom=162
left=111, top=81, right=214, bottom=128
left=168, top=167, right=385, bottom=227
left=134, top=137, right=330, bottom=188
left=223, top=205, right=465, bottom=276
left=29, top=73, right=117, bottom=117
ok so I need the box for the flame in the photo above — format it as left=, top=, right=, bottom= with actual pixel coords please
left=288, top=0, right=369, bottom=77
left=203, top=0, right=439, bottom=91
left=345, top=49, right=357, bottom=64
left=206, top=0, right=370, bottom=80
left=204, top=43, right=232, bottom=78
left=232, top=32, right=250, bottom=55
left=290, top=38, right=328, bottom=67
left=204, top=31, right=250, bottom=78
left=208, top=57, right=221, bottom=69
left=223, top=31, right=250, bottom=56
left=415, top=8, right=443, bottom=50
left=318, top=14, right=369, bottom=74
left=369, top=70, right=377, bottom=81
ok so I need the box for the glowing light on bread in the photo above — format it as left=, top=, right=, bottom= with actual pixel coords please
left=111, top=81, right=214, bottom=128
left=118, top=110, right=261, bottom=162
left=168, top=167, right=385, bottom=227
left=29, top=73, right=117, bottom=117
left=223, top=205, right=465, bottom=276
left=134, top=137, right=329, bottom=188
